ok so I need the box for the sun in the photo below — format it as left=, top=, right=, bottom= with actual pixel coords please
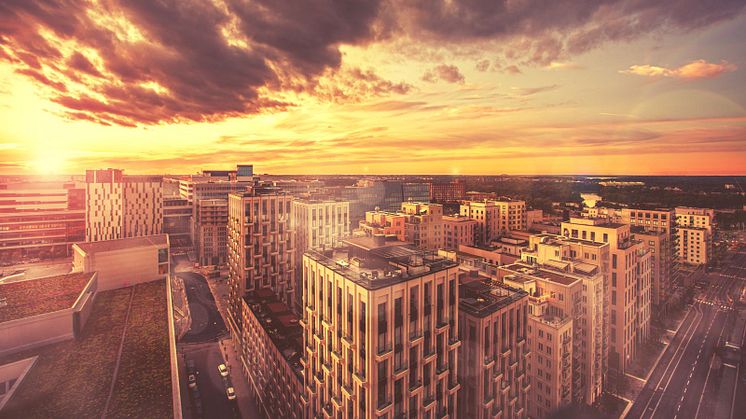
left=30, top=152, right=67, bottom=175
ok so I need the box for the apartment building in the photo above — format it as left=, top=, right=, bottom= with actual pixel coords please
left=460, top=201, right=500, bottom=245
left=620, top=208, right=675, bottom=310
left=195, top=199, right=228, bottom=266
left=240, top=289, right=304, bottom=419
left=458, top=272, right=530, bottom=419
left=560, top=218, right=651, bottom=375
left=429, top=180, right=466, bottom=203
left=442, top=215, right=477, bottom=250
left=163, top=197, right=191, bottom=246
left=226, top=189, right=295, bottom=341
left=85, top=169, right=163, bottom=242
left=301, top=236, right=460, bottom=419
left=291, top=199, right=350, bottom=310
left=0, top=178, right=85, bottom=262
left=675, top=207, right=715, bottom=265
left=359, top=202, right=444, bottom=251
left=494, top=200, right=527, bottom=235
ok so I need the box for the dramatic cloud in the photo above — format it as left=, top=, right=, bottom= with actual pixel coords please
left=621, top=59, right=737, bottom=80
left=422, top=64, right=465, bottom=84
left=0, top=0, right=744, bottom=126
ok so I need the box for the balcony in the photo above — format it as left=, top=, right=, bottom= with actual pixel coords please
left=484, top=356, right=495, bottom=368
left=376, top=400, right=393, bottom=415
left=483, top=395, right=495, bottom=407
left=448, top=338, right=461, bottom=349
left=353, top=370, right=367, bottom=384
left=409, top=380, right=423, bottom=393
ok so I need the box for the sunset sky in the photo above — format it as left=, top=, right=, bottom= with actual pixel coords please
left=1, top=0, right=745, bottom=175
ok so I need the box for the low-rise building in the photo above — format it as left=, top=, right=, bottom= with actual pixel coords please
left=240, top=289, right=304, bottom=419
left=0, top=272, right=98, bottom=357
left=72, top=234, right=170, bottom=291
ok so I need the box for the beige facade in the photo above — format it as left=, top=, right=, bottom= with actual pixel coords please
left=457, top=273, right=529, bottom=419
left=460, top=201, right=499, bottom=245
left=442, top=215, right=477, bottom=250
left=359, top=202, right=444, bottom=251
left=227, top=190, right=296, bottom=342
left=675, top=207, right=714, bottom=265
left=72, top=234, right=170, bottom=291
left=302, top=236, right=460, bottom=418
left=494, top=200, right=527, bottom=235
left=85, top=169, right=163, bottom=242
left=560, top=218, right=651, bottom=375
left=621, top=209, right=675, bottom=309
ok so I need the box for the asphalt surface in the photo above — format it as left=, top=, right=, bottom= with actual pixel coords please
left=178, top=270, right=238, bottom=419
left=626, top=250, right=746, bottom=419
left=179, top=271, right=228, bottom=343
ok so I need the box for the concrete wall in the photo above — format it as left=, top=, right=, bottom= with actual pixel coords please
left=74, top=246, right=167, bottom=291
left=0, top=273, right=97, bottom=357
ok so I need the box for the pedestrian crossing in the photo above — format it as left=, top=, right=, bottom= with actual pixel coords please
left=694, top=298, right=735, bottom=311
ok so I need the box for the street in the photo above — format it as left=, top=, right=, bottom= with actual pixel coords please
left=626, top=251, right=746, bottom=419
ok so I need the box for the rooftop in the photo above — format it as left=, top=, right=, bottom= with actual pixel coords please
left=243, top=290, right=303, bottom=380
left=501, top=262, right=583, bottom=286
left=74, top=234, right=168, bottom=254
left=459, top=273, right=527, bottom=318
left=307, top=237, right=457, bottom=290
left=0, top=272, right=94, bottom=323
left=0, top=280, right=172, bottom=418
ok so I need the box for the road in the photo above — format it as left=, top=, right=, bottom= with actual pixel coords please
left=626, top=250, right=746, bottom=419
left=178, top=271, right=238, bottom=419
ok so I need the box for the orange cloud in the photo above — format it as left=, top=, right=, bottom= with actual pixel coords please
left=621, top=59, right=737, bottom=80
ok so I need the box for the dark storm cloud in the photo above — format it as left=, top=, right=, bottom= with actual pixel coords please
left=0, top=0, right=743, bottom=126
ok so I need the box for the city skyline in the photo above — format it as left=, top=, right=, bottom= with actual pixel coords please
left=1, top=1, right=746, bottom=176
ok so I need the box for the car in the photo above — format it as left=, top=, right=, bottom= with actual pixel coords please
left=218, top=363, right=229, bottom=377
left=226, top=386, right=236, bottom=400
left=187, top=373, right=197, bottom=389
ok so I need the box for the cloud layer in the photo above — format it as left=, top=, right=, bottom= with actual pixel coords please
left=0, top=0, right=743, bottom=126
left=622, top=59, right=737, bottom=80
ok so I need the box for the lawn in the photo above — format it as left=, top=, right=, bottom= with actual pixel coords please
left=0, top=287, right=132, bottom=419
left=107, top=280, right=173, bottom=418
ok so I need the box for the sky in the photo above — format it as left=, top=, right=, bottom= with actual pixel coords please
left=1, top=0, right=745, bottom=176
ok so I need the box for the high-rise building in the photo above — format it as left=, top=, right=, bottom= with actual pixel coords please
left=429, top=180, right=466, bottom=203
left=442, top=215, right=478, bottom=250
left=226, top=189, right=295, bottom=340
left=675, top=207, right=715, bottom=265
left=0, top=178, right=85, bottom=262
left=163, top=197, right=191, bottom=247
left=620, top=208, right=675, bottom=310
left=560, top=218, right=651, bottom=375
left=85, top=169, right=163, bottom=242
left=460, top=201, right=500, bottom=245
left=301, top=236, right=460, bottom=418
left=291, top=198, right=350, bottom=310
left=195, top=199, right=228, bottom=265
left=457, top=272, right=530, bottom=419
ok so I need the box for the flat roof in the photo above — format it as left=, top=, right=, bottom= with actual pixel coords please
left=74, top=234, right=168, bottom=254
left=459, top=274, right=527, bottom=318
left=243, top=291, right=303, bottom=380
left=0, top=280, right=173, bottom=418
left=501, top=262, right=581, bottom=286
left=0, top=272, right=94, bottom=323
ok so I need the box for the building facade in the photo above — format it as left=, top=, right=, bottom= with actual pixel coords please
left=429, top=180, right=466, bottom=203
left=302, top=236, right=460, bottom=418
left=560, top=218, right=651, bottom=375
left=227, top=189, right=296, bottom=341
left=494, top=200, right=527, bottom=235
left=195, top=199, right=228, bottom=266
left=442, top=215, right=477, bottom=250
left=240, top=289, right=304, bottom=419
left=460, top=201, right=500, bottom=245
left=457, top=273, right=530, bottom=419
left=85, top=169, right=163, bottom=242
left=0, top=178, right=85, bottom=262
left=675, top=207, right=714, bottom=266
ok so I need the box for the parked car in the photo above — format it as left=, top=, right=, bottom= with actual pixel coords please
left=218, top=363, right=229, bottom=377
left=226, top=387, right=236, bottom=401
left=188, top=373, right=197, bottom=389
